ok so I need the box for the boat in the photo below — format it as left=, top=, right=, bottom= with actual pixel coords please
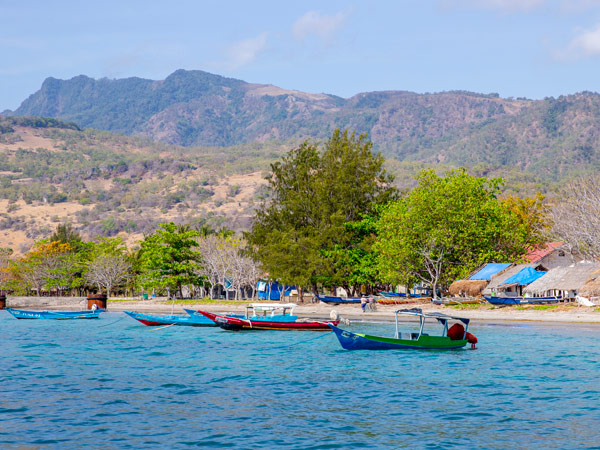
left=315, top=295, right=362, bottom=305
left=483, top=295, right=561, bottom=306
left=378, top=291, right=425, bottom=298
left=6, top=308, right=104, bottom=320
left=432, top=297, right=485, bottom=306
left=196, top=303, right=338, bottom=331
left=329, top=308, right=478, bottom=350
left=123, top=310, right=217, bottom=327
left=377, top=297, right=429, bottom=305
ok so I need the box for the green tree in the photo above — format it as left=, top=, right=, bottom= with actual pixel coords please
left=247, top=129, right=397, bottom=296
left=375, top=169, right=534, bottom=299
left=139, top=223, right=203, bottom=298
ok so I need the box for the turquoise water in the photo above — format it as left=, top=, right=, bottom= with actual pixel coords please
left=1, top=311, right=599, bottom=449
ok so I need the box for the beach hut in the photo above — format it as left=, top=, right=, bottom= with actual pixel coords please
left=483, top=263, right=547, bottom=296
left=580, top=269, right=600, bottom=301
left=524, top=261, right=600, bottom=299
left=448, top=263, right=511, bottom=297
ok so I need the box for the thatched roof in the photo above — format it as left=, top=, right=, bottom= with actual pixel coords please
left=580, top=269, right=600, bottom=297
left=483, top=263, right=541, bottom=293
left=523, top=261, right=600, bottom=295
left=448, top=279, right=488, bottom=297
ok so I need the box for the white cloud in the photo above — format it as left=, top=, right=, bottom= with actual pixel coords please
left=226, top=32, right=268, bottom=69
left=439, top=0, right=545, bottom=12
left=568, top=24, right=600, bottom=57
left=292, top=10, right=347, bottom=42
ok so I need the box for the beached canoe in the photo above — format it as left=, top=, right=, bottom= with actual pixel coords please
left=329, top=308, right=477, bottom=350
left=123, top=310, right=216, bottom=327
left=315, top=295, right=362, bottom=305
left=483, top=295, right=561, bottom=306
left=6, top=308, right=104, bottom=320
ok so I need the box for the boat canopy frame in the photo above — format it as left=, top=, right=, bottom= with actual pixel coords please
left=247, top=303, right=297, bottom=318
left=393, top=308, right=470, bottom=341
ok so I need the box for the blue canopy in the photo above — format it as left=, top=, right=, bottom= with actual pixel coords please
left=469, top=263, right=511, bottom=280
left=500, top=267, right=546, bottom=286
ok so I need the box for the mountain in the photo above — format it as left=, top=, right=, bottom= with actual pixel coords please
left=10, top=69, right=600, bottom=182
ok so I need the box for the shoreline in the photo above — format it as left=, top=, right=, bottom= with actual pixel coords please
left=5, top=297, right=600, bottom=324
left=106, top=298, right=600, bottom=324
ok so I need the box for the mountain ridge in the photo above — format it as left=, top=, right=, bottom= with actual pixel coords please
left=8, top=69, right=600, bottom=181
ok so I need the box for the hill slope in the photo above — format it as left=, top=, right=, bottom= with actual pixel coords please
left=12, top=70, right=600, bottom=181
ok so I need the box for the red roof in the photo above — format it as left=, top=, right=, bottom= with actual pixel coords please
left=524, top=242, right=563, bottom=263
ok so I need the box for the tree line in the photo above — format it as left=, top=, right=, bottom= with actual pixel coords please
left=0, top=223, right=262, bottom=299
left=245, top=129, right=549, bottom=300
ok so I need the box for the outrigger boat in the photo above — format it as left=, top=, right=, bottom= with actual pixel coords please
left=6, top=308, right=104, bottom=320
left=196, top=303, right=338, bottom=331
left=123, top=310, right=217, bottom=327
left=329, top=308, right=478, bottom=350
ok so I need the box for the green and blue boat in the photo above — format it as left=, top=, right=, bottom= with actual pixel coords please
left=330, top=308, right=477, bottom=350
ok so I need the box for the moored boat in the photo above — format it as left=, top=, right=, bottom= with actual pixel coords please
left=315, top=295, right=362, bottom=305
left=196, top=303, right=338, bottom=330
left=6, top=308, right=104, bottom=320
left=483, top=295, right=561, bottom=306
left=123, top=310, right=216, bottom=327
left=330, top=308, right=477, bottom=350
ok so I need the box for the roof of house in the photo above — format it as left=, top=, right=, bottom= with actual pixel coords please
left=580, top=269, right=600, bottom=297
left=469, top=263, right=512, bottom=280
left=500, top=266, right=546, bottom=287
left=524, top=261, right=600, bottom=295
left=524, top=242, right=563, bottom=263
left=484, top=263, right=544, bottom=293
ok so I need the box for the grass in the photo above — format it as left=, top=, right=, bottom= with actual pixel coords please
left=516, top=304, right=560, bottom=311
left=450, top=304, right=483, bottom=310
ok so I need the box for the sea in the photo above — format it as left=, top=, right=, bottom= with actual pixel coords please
left=1, top=311, right=599, bottom=449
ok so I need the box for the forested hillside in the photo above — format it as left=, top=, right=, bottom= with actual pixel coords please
left=10, top=70, right=600, bottom=183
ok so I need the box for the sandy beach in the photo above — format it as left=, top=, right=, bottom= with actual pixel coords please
left=101, top=298, right=600, bottom=324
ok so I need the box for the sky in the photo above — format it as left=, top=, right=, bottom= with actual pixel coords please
left=3, top=0, right=600, bottom=110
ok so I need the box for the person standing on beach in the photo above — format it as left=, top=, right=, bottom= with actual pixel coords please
left=361, top=295, right=368, bottom=312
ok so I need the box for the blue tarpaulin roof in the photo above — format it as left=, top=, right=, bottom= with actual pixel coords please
left=500, top=267, right=546, bottom=286
left=469, top=263, right=512, bottom=280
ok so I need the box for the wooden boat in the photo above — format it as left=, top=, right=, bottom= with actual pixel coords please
left=123, top=310, right=216, bottom=327
left=378, top=291, right=425, bottom=299
left=483, top=295, right=561, bottom=306
left=330, top=308, right=478, bottom=350
left=315, top=295, right=362, bottom=304
left=432, top=297, right=484, bottom=306
left=196, top=303, right=338, bottom=331
left=6, top=308, right=104, bottom=320
left=377, top=297, right=429, bottom=305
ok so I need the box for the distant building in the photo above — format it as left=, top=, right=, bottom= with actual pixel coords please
left=524, top=242, right=581, bottom=270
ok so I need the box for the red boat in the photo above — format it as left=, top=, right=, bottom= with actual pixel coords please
left=196, top=304, right=338, bottom=331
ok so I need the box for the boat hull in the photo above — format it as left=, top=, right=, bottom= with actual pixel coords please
left=483, top=295, right=561, bottom=305
left=329, top=324, right=467, bottom=350
left=197, top=310, right=338, bottom=330
left=6, top=308, right=103, bottom=320
left=123, top=310, right=216, bottom=327
left=316, top=295, right=361, bottom=304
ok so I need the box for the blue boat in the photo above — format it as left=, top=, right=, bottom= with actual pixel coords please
left=483, top=295, right=561, bottom=306
left=124, top=310, right=217, bottom=327
left=329, top=308, right=478, bottom=350
left=6, top=308, right=104, bottom=320
left=315, top=295, right=362, bottom=304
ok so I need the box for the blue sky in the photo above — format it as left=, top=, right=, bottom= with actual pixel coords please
left=3, top=0, right=600, bottom=110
